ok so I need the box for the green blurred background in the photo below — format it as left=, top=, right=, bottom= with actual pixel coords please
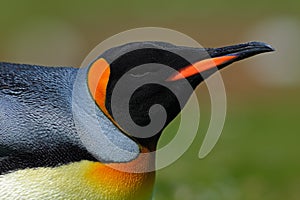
left=1, top=1, right=300, bottom=199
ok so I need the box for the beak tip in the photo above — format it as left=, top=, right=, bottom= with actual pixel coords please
left=248, top=41, right=275, bottom=52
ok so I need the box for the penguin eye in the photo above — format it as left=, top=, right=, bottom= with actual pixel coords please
left=129, top=63, right=161, bottom=78
left=130, top=71, right=151, bottom=78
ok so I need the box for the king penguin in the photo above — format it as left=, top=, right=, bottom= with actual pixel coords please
left=0, top=41, right=273, bottom=199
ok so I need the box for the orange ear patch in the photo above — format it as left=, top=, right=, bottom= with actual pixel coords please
left=87, top=58, right=136, bottom=137
left=87, top=58, right=111, bottom=118
left=167, top=55, right=237, bottom=81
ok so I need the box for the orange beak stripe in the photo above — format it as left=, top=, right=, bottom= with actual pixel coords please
left=167, top=55, right=237, bottom=81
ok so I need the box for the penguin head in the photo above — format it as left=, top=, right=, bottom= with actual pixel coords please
left=87, top=41, right=274, bottom=151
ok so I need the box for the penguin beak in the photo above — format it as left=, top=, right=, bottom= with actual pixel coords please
left=167, top=41, right=274, bottom=81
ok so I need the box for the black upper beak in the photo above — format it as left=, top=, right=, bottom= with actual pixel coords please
left=167, top=41, right=274, bottom=82
left=207, top=41, right=275, bottom=64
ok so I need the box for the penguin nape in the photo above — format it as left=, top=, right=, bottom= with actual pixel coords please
left=0, top=41, right=274, bottom=199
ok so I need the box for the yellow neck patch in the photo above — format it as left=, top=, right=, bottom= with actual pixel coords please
left=0, top=159, right=155, bottom=199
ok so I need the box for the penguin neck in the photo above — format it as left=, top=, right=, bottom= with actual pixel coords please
left=72, top=67, right=140, bottom=163
left=106, top=147, right=156, bottom=173
left=84, top=147, right=156, bottom=199
left=133, top=132, right=161, bottom=152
